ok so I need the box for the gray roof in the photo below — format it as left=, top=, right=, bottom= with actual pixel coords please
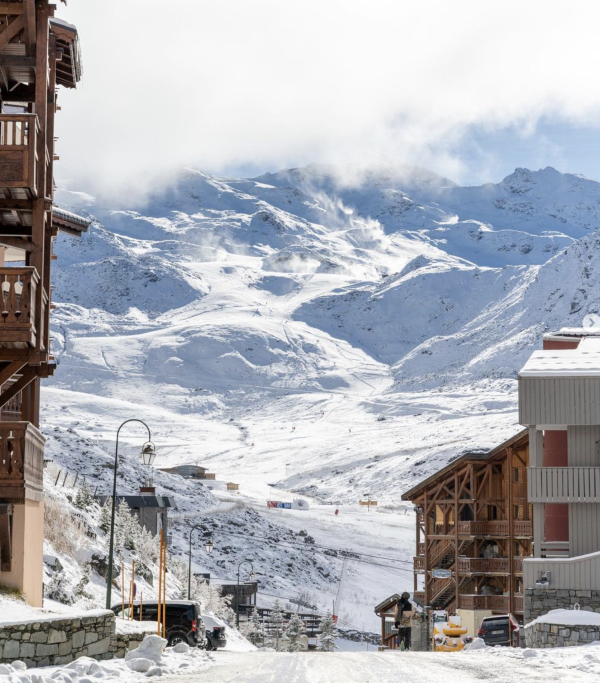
left=96, top=495, right=174, bottom=509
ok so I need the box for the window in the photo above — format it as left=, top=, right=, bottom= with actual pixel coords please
left=515, top=542, right=520, bottom=557
left=514, top=468, right=520, bottom=483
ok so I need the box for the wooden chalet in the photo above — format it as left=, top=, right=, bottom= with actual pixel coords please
left=402, top=430, right=531, bottom=621
left=0, top=0, right=87, bottom=606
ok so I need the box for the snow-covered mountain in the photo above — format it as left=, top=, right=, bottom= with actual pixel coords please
left=47, top=164, right=600, bottom=496
left=39, top=164, right=600, bottom=630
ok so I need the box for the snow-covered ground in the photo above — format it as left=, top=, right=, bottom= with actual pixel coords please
left=33, top=163, right=600, bottom=631
left=157, top=644, right=600, bottom=682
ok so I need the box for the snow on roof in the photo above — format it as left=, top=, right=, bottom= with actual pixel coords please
left=525, top=608, right=600, bottom=628
left=519, top=337, right=600, bottom=378
left=544, top=327, right=600, bottom=339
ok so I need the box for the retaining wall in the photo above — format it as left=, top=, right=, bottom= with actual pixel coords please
left=524, top=588, right=600, bottom=622
left=525, top=621, right=600, bottom=648
left=0, top=611, right=150, bottom=667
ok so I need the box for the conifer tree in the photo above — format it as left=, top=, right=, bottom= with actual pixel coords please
left=318, top=611, right=339, bottom=652
left=285, top=612, right=306, bottom=652
left=75, top=479, right=93, bottom=510
left=99, top=499, right=112, bottom=534
left=243, top=608, right=264, bottom=646
left=265, top=600, right=285, bottom=651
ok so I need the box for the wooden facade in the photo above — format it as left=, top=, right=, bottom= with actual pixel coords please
left=402, top=430, right=531, bottom=619
left=0, top=0, right=87, bottom=604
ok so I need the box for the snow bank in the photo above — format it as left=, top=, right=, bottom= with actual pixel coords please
left=0, top=601, right=111, bottom=628
left=115, top=617, right=159, bottom=634
left=526, top=608, right=600, bottom=627
left=0, top=635, right=213, bottom=683
left=203, top=614, right=256, bottom=652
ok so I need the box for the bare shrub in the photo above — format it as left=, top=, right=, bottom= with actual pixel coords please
left=44, top=495, right=88, bottom=557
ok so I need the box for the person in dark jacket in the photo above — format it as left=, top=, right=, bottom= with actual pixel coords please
left=393, top=592, right=414, bottom=650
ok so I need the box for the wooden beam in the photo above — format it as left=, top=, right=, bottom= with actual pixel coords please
left=0, top=16, right=24, bottom=51
left=0, top=55, right=35, bottom=67
left=0, top=237, right=32, bottom=251
left=0, top=360, right=27, bottom=387
left=0, top=4, right=23, bottom=14
left=22, top=0, right=35, bottom=57
left=0, top=199, right=33, bottom=210
left=0, top=365, right=37, bottom=409
left=0, top=226, right=32, bottom=237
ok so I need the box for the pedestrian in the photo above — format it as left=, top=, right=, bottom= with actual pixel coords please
left=335, top=509, right=339, bottom=516
left=393, top=592, right=414, bottom=650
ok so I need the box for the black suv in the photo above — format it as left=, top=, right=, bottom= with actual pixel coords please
left=477, top=614, right=520, bottom=647
left=112, top=600, right=206, bottom=648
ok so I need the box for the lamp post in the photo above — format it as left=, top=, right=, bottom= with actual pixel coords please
left=188, top=524, right=214, bottom=600
left=105, top=419, right=155, bottom=610
left=236, top=559, right=255, bottom=628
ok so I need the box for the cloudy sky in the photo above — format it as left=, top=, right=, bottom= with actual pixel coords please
left=57, top=0, right=600, bottom=201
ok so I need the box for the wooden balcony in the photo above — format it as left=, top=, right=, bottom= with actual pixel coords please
left=457, top=520, right=532, bottom=538
left=0, top=114, right=39, bottom=197
left=414, top=556, right=425, bottom=572
left=0, top=267, right=40, bottom=348
left=0, top=421, right=45, bottom=502
left=457, top=557, right=524, bottom=574
left=458, top=594, right=524, bottom=613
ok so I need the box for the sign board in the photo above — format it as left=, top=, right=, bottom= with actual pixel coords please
left=359, top=500, right=378, bottom=506
left=431, top=569, right=452, bottom=579
left=267, top=501, right=292, bottom=509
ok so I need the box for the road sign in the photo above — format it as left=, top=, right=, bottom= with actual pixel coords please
left=267, top=501, right=292, bottom=509
left=431, top=569, right=452, bottom=579
left=359, top=500, right=378, bottom=506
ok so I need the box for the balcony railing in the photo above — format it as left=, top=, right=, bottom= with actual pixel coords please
left=457, top=520, right=532, bottom=538
left=528, top=467, right=600, bottom=503
left=457, top=557, right=524, bottom=574
left=414, top=556, right=425, bottom=571
left=0, top=267, right=40, bottom=348
left=0, top=421, right=45, bottom=502
left=458, top=594, right=509, bottom=611
left=0, top=114, right=39, bottom=197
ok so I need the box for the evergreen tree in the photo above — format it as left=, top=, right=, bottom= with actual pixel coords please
left=99, top=499, right=112, bottom=534
left=243, top=609, right=264, bottom=646
left=115, top=499, right=137, bottom=553
left=74, top=566, right=92, bottom=600
left=265, top=600, right=285, bottom=651
left=318, top=611, right=339, bottom=652
left=45, top=569, right=74, bottom=605
left=75, top=479, right=94, bottom=510
left=285, top=612, right=306, bottom=652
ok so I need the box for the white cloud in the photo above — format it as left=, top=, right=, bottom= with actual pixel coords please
left=56, top=0, right=600, bottom=201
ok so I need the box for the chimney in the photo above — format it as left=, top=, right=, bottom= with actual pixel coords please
left=140, top=477, right=155, bottom=495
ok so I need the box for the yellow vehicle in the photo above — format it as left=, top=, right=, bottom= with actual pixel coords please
left=432, top=611, right=470, bottom=652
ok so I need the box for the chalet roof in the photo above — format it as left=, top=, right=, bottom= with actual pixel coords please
left=52, top=206, right=91, bottom=236
left=96, top=495, right=174, bottom=509
left=401, top=428, right=528, bottom=502
left=520, top=337, right=600, bottom=378
left=374, top=593, right=402, bottom=614
left=50, top=17, right=82, bottom=88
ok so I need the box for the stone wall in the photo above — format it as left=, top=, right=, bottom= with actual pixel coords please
left=0, top=611, right=151, bottom=667
left=525, top=621, right=600, bottom=648
left=524, top=588, right=600, bottom=622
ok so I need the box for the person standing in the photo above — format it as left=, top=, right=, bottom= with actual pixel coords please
left=393, top=592, right=414, bottom=650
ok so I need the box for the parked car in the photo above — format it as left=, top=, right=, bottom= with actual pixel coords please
left=112, top=600, right=206, bottom=648
left=477, top=614, right=520, bottom=646
left=202, top=614, right=227, bottom=650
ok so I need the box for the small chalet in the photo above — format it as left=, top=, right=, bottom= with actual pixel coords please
left=226, top=482, right=239, bottom=491
left=211, top=578, right=258, bottom=615
left=97, top=484, right=174, bottom=537
left=402, top=429, right=531, bottom=626
left=160, top=464, right=215, bottom=480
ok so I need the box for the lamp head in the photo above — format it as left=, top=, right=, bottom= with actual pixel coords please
left=205, top=538, right=214, bottom=554
left=249, top=571, right=256, bottom=581
left=141, top=441, right=156, bottom=466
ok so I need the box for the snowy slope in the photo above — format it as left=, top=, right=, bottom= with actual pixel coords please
left=38, top=164, right=600, bottom=631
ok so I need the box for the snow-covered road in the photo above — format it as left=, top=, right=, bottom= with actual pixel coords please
left=161, top=650, right=595, bottom=683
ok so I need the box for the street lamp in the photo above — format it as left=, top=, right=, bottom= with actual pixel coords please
left=105, top=419, right=155, bottom=610
left=188, top=524, right=214, bottom=600
left=236, top=559, right=255, bottom=627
